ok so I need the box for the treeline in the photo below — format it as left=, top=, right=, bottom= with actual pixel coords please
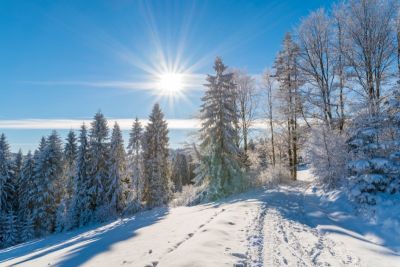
left=0, top=104, right=195, bottom=248
left=253, top=0, right=400, bottom=203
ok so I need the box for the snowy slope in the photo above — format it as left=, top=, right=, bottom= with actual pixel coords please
left=1, top=169, right=399, bottom=267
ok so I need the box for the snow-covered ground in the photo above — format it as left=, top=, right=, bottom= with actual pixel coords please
left=1, top=169, right=399, bottom=267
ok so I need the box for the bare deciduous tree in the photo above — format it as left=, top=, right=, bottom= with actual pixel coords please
left=232, top=69, right=258, bottom=167
left=262, top=69, right=276, bottom=167
left=340, top=0, right=397, bottom=112
left=297, top=8, right=336, bottom=129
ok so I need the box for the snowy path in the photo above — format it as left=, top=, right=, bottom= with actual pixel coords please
left=1, top=169, right=399, bottom=266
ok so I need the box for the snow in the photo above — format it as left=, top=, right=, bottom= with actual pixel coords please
left=1, top=169, right=399, bottom=266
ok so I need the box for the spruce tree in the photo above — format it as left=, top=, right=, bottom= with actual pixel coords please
left=18, top=151, right=36, bottom=241
left=107, top=122, right=129, bottom=216
left=196, top=57, right=244, bottom=199
left=2, top=210, right=18, bottom=247
left=64, top=130, right=77, bottom=201
left=143, top=104, right=170, bottom=207
left=88, top=112, right=109, bottom=219
left=33, top=131, right=63, bottom=235
left=70, top=124, right=92, bottom=227
left=0, top=134, right=13, bottom=246
left=127, top=117, right=144, bottom=203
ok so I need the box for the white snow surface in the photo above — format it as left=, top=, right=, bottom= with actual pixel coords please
left=1, top=169, right=399, bottom=267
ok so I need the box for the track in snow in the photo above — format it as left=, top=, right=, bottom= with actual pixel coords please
left=245, top=172, right=366, bottom=267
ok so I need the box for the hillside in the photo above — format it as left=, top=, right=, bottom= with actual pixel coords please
left=1, top=169, right=399, bottom=267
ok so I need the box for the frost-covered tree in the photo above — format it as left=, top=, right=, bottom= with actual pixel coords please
left=107, top=122, right=129, bottom=215
left=262, top=69, right=277, bottom=167
left=2, top=210, right=18, bottom=247
left=171, top=152, right=189, bottom=192
left=64, top=130, right=77, bottom=201
left=33, top=131, right=64, bottom=235
left=0, top=134, right=13, bottom=214
left=297, top=8, right=337, bottom=129
left=127, top=117, right=144, bottom=203
left=70, top=124, right=92, bottom=227
left=274, top=33, right=302, bottom=180
left=143, top=103, right=170, bottom=207
left=11, top=150, right=23, bottom=212
left=348, top=90, right=400, bottom=204
left=88, top=112, right=110, bottom=218
left=232, top=69, right=258, bottom=168
left=307, top=125, right=348, bottom=188
left=56, top=130, right=78, bottom=231
left=20, top=210, right=35, bottom=242
left=340, top=0, right=397, bottom=112
left=0, top=134, right=14, bottom=246
left=196, top=57, right=244, bottom=199
left=18, top=151, right=36, bottom=240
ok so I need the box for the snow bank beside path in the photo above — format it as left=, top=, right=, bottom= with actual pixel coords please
left=1, top=168, right=399, bottom=267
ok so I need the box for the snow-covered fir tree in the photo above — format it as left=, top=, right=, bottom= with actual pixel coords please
left=64, top=130, right=77, bottom=201
left=20, top=210, right=35, bottom=242
left=88, top=112, right=110, bottom=220
left=143, top=103, right=170, bottom=207
left=18, top=151, right=36, bottom=241
left=0, top=134, right=14, bottom=247
left=2, top=209, right=18, bottom=247
left=0, top=134, right=13, bottom=213
left=196, top=57, right=244, bottom=200
left=127, top=117, right=144, bottom=204
left=348, top=94, right=400, bottom=204
left=107, top=122, right=129, bottom=216
left=171, top=152, right=189, bottom=192
left=33, top=131, right=64, bottom=235
left=70, top=124, right=92, bottom=227
left=11, top=150, right=23, bottom=212
left=56, top=130, right=78, bottom=231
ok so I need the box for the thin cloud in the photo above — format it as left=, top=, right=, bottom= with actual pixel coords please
left=0, top=118, right=202, bottom=130
left=0, top=118, right=269, bottom=130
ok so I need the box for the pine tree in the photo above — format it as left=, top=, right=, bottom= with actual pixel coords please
left=0, top=134, right=13, bottom=246
left=2, top=210, right=18, bottom=247
left=20, top=210, right=35, bottom=242
left=171, top=152, right=189, bottom=192
left=196, top=57, right=244, bottom=199
left=33, top=131, right=63, bottom=235
left=127, top=117, right=144, bottom=203
left=12, top=150, right=23, bottom=212
left=88, top=112, right=110, bottom=219
left=61, top=130, right=77, bottom=230
left=143, top=104, right=170, bottom=207
left=64, top=130, right=77, bottom=201
left=18, top=151, right=36, bottom=241
left=70, top=124, right=92, bottom=227
left=107, top=122, right=129, bottom=216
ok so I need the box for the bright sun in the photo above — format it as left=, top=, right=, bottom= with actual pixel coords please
left=157, top=72, right=184, bottom=95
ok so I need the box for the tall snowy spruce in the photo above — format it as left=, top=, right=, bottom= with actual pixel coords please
left=127, top=117, right=144, bottom=210
left=0, top=134, right=15, bottom=247
left=70, top=124, right=92, bottom=227
left=18, top=151, right=36, bottom=241
left=55, top=130, right=78, bottom=232
left=88, top=112, right=110, bottom=220
left=143, top=104, right=170, bottom=207
left=196, top=57, right=244, bottom=200
left=33, top=131, right=64, bottom=235
left=107, top=122, right=129, bottom=216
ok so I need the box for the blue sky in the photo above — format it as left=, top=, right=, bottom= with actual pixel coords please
left=0, top=0, right=334, bottom=152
